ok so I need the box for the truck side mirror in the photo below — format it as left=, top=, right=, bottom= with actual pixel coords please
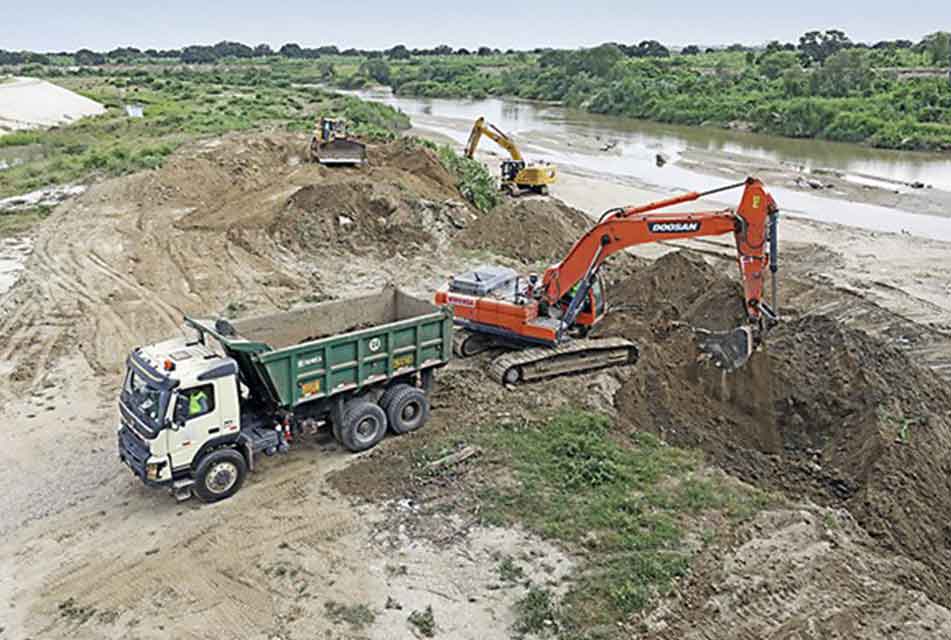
left=172, top=398, right=189, bottom=429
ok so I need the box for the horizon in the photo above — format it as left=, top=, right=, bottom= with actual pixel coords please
left=2, top=1, right=949, bottom=52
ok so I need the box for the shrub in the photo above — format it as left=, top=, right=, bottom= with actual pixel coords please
left=436, top=146, right=499, bottom=212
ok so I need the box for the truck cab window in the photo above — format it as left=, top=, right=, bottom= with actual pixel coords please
left=179, top=384, right=216, bottom=420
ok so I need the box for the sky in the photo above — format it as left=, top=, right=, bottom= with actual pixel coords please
left=2, top=1, right=949, bottom=52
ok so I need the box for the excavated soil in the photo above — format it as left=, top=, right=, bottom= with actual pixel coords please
left=453, top=197, right=592, bottom=264
left=598, top=251, right=951, bottom=605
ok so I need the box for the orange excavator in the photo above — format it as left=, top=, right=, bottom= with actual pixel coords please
left=434, top=177, right=780, bottom=384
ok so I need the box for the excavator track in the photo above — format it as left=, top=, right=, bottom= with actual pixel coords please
left=488, top=337, right=638, bottom=385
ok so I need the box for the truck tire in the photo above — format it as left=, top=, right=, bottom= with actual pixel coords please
left=385, top=386, right=429, bottom=434
left=339, top=400, right=388, bottom=452
left=380, top=382, right=412, bottom=413
left=194, top=448, right=247, bottom=503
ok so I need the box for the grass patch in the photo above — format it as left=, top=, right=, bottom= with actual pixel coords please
left=466, top=410, right=770, bottom=636
left=324, top=600, right=375, bottom=629
left=0, top=204, right=53, bottom=235
left=497, top=555, right=526, bottom=584
left=407, top=605, right=436, bottom=637
left=513, top=586, right=559, bottom=636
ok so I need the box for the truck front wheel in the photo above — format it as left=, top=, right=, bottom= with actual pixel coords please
left=340, top=401, right=388, bottom=452
left=194, top=448, right=247, bottom=503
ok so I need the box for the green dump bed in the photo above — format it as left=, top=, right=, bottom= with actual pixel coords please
left=187, top=287, right=451, bottom=409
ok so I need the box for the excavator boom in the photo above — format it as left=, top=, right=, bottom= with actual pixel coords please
left=465, top=116, right=524, bottom=162
left=542, top=178, right=777, bottom=324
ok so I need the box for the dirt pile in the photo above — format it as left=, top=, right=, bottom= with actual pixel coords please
left=453, top=198, right=592, bottom=264
left=599, top=250, right=951, bottom=605
left=271, top=181, right=473, bottom=257
left=642, top=506, right=951, bottom=639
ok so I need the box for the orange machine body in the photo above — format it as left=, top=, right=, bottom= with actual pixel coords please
left=435, top=178, right=778, bottom=347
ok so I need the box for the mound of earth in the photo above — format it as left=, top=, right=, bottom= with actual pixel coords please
left=453, top=198, right=592, bottom=264
left=642, top=506, right=951, bottom=638
left=270, top=181, right=474, bottom=257
left=599, top=250, right=951, bottom=605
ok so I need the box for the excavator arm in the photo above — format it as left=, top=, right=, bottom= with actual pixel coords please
left=541, top=178, right=779, bottom=367
left=465, top=116, right=524, bottom=162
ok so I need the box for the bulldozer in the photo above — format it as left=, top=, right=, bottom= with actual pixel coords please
left=465, top=116, right=556, bottom=196
left=309, top=117, right=367, bottom=166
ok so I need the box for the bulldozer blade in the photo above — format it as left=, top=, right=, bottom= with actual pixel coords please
left=314, top=139, right=367, bottom=165
left=694, top=326, right=754, bottom=371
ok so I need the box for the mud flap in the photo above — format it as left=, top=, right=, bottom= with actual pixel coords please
left=694, top=326, right=754, bottom=371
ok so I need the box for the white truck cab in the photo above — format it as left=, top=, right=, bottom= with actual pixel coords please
left=118, top=335, right=281, bottom=501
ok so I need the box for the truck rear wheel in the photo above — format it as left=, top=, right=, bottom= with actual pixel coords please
left=385, top=386, right=429, bottom=434
left=380, top=382, right=411, bottom=413
left=339, top=400, right=388, bottom=452
left=194, top=448, right=247, bottom=503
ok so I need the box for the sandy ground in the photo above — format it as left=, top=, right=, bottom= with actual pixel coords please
left=2, top=130, right=951, bottom=639
left=0, top=77, right=104, bottom=133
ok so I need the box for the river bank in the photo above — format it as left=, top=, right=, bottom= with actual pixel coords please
left=355, top=87, right=951, bottom=237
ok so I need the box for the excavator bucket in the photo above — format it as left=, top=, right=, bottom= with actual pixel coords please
left=311, top=138, right=368, bottom=166
left=694, top=326, right=755, bottom=371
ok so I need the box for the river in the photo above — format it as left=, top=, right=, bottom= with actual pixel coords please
left=351, top=88, right=951, bottom=242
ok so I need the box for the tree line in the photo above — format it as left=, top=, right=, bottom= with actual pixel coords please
left=0, top=41, right=529, bottom=66
left=3, top=31, right=946, bottom=68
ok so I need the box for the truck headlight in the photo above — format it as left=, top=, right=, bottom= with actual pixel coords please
left=146, top=461, right=166, bottom=480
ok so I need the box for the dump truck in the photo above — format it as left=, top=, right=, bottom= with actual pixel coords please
left=117, top=288, right=451, bottom=502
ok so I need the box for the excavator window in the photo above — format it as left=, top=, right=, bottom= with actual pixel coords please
left=592, top=277, right=606, bottom=317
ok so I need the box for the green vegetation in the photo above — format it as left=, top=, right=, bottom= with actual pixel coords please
left=427, top=141, right=499, bottom=212
left=497, top=555, right=526, bottom=584
left=406, top=137, right=499, bottom=211
left=325, top=30, right=951, bottom=151
left=323, top=601, right=376, bottom=629
left=0, top=205, right=53, bottom=236
left=513, top=586, right=558, bottom=636
left=407, top=605, right=436, bottom=637
left=0, top=65, right=409, bottom=221
left=458, top=410, right=770, bottom=637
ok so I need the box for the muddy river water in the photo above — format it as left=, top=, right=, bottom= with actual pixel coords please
left=352, top=88, right=951, bottom=241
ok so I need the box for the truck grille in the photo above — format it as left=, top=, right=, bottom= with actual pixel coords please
left=118, top=425, right=150, bottom=478
left=119, top=401, right=157, bottom=440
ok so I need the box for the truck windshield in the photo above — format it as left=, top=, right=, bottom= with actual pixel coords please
left=124, top=368, right=167, bottom=426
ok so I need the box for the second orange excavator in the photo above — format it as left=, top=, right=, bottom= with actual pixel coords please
left=434, top=177, right=780, bottom=383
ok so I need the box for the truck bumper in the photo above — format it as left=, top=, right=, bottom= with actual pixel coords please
left=118, top=426, right=173, bottom=488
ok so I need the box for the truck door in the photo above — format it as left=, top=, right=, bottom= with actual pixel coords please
left=169, top=383, right=220, bottom=469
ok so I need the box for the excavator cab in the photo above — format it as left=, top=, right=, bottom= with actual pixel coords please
left=556, top=275, right=607, bottom=332
left=500, top=160, right=525, bottom=183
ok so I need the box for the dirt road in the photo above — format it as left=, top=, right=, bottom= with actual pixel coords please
left=3, top=130, right=951, bottom=639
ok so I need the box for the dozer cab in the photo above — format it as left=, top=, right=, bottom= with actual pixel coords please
left=309, top=117, right=368, bottom=166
